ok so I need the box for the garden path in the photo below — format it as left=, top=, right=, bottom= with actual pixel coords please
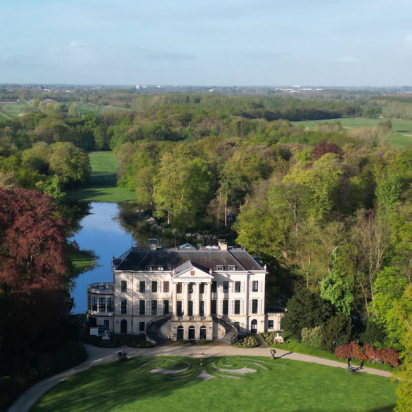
left=8, top=343, right=392, bottom=412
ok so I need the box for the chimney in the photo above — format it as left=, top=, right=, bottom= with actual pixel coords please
left=218, top=239, right=227, bottom=251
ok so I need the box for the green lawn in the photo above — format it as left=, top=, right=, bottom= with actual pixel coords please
left=67, top=151, right=136, bottom=202
left=0, top=102, right=32, bottom=118
left=30, top=356, right=396, bottom=412
left=294, top=117, right=412, bottom=148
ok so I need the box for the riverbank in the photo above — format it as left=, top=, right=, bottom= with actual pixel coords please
left=67, top=151, right=136, bottom=202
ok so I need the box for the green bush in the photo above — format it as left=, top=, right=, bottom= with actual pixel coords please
left=200, top=339, right=208, bottom=345
left=235, top=335, right=258, bottom=348
left=128, top=334, right=154, bottom=348
left=178, top=339, right=187, bottom=344
left=321, top=313, right=352, bottom=352
left=301, top=326, right=322, bottom=348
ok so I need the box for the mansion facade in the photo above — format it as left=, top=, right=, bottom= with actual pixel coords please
left=87, top=240, right=283, bottom=343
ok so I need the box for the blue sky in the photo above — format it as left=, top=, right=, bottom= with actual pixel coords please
left=1, top=0, right=411, bottom=86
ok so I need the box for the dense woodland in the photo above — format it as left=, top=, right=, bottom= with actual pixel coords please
left=1, top=91, right=412, bottom=410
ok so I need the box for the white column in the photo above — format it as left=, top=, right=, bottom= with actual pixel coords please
left=207, top=282, right=212, bottom=316
left=194, top=282, right=200, bottom=316
left=185, top=282, right=189, bottom=316
left=172, top=282, right=177, bottom=316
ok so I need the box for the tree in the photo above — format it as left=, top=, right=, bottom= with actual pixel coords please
left=48, top=142, right=91, bottom=188
left=93, top=125, right=106, bottom=151
left=281, top=289, right=334, bottom=340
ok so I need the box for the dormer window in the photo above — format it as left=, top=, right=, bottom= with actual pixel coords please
left=157, top=266, right=164, bottom=271
left=228, top=265, right=236, bottom=271
left=145, top=266, right=152, bottom=271
left=216, top=265, right=224, bottom=270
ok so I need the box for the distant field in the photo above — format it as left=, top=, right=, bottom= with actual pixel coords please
left=67, top=151, right=136, bottom=202
left=0, top=101, right=31, bottom=118
left=294, top=117, right=412, bottom=148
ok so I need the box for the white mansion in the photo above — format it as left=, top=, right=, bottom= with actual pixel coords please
left=87, top=240, right=283, bottom=343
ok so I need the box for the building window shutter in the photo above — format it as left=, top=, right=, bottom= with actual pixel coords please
left=240, top=300, right=244, bottom=315
left=249, top=281, right=252, bottom=292
left=146, top=300, right=151, bottom=315
left=204, top=299, right=207, bottom=315
left=229, top=282, right=233, bottom=293
left=146, top=282, right=151, bottom=294
left=258, top=299, right=262, bottom=314
left=249, top=299, right=252, bottom=315
left=241, top=282, right=245, bottom=293
left=218, top=300, right=223, bottom=315
left=229, top=300, right=234, bottom=315
left=158, top=282, right=162, bottom=293
left=158, top=300, right=163, bottom=315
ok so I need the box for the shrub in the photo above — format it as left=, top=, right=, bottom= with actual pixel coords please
left=335, top=341, right=400, bottom=366
left=178, top=339, right=187, bottom=344
left=301, top=327, right=322, bottom=348
left=128, top=334, right=154, bottom=348
left=359, top=321, right=388, bottom=348
left=235, top=335, right=258, bottom=348
left=200, top=339, right=208, bottom=345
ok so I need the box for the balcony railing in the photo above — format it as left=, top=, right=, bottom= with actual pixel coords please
left=88, top=282, right=114, bottom=294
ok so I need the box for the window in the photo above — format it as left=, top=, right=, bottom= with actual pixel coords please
left=199, top=283, right=205, bottom=294
left=92, top=297, right=97, bottom=311
left=99, top=297, right=105, bottom=312
left=121, top=281, right=127, bottom=292
left=88, top=295, right=91, bottom=311
left=121, top=299, right=127, bottom=314
left=188, top=283, right=193, bottom=294
left=177, top=301, right=183, bottom=316
left=223, top=281, right=229, bottom=293
left=216, top=265, right=224, bottom=270
left=223, top=299, right=229, bottom=315
left=211, top=299, right=217, bottom=315
left=163, top=300, right=169, bottom=315
left=163, top=281, right=169, bottom=293
left=211, top=281, right=217, bottom=293
left=252, top=299, right=258, bottom=314
left=103, top=320, right=109, bottom=330
left=268, top=320, right=274, bottom=329
left=235, top=281, right=241, bottom=293
left=228, top=265, right=236, bottom=270
left=252, top=281, right=258, bottom=292
left=157, top=266, right=164, bottom=271
left=152, top=281, right=157, bottom=293
left=140, top=281, right=145, bottom=293
left=200, top=301, right=204, bottom=316
left=139, top=322, right=145, bottom=332
left=107, top=298, right=114, bottom=312
left=151, top=300, right=157, bottom=315
left=177, top=283, right=182, bottom=294
left=234, top=300, right=240, bottom=315
left=188, top=301, right=193, bottom=316
left=139, top=300, right=145, bottom=315
left=145, top=266, right=152, bottom=271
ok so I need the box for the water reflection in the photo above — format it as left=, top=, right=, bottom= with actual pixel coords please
left=70, top=202, right=135, bottom=314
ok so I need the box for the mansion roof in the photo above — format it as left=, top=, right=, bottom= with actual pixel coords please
left=113, top=246, right=264, bottom=272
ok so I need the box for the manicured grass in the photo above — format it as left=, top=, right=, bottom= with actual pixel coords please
left=67, top=151, right=136, bottom=202
left=263, top=337, right=393, bottom=373
left=0, top=102, right=32, bottom=118
left=31, top=355, right=396, bottom=412
left=294, top=117, right=412, bottom=148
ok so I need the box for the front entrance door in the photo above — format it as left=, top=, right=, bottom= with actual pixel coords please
left=189, top=326, right=195, bottom=340
left=200, top=326, right=206, bottom=339
left=251, top=319, right=257, bottom=334
left=120, top=319, right=127, bottom=334
left=177, top=326, right=184, bottom=340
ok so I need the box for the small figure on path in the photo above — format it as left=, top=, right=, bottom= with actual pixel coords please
left=347, top=356, right=352, bottom=372
left=270, top=348, right=276, bottom=360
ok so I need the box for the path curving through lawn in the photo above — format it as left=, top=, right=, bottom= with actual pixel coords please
left=8, top=343, right=393, bottom=412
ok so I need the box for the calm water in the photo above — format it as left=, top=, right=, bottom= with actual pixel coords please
left=70, top=202, right=136, bottom=314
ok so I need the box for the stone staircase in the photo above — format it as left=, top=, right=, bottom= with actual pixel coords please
left=212, top=315, right=238, bottom=345
left=146, top=314, right=171, bottom=345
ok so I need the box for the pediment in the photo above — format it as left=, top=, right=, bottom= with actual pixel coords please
left=173, top=261, right=213, bottom=281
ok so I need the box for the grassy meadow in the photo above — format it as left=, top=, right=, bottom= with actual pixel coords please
left=67, top=151, right=136, bottom=202
left=31, top=356, right=397, bottom=412
left=294, top=117, right=412, bottom=148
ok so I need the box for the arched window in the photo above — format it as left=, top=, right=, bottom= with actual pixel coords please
left=120, top=319, right=128, bottom=334
left=200, top=326, right=207, bottom=340
left=189, top=325, right=196, bottom=340
left=177, top=325, right=184, bottom=340
left=251, top=319, right=258, bottom=334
